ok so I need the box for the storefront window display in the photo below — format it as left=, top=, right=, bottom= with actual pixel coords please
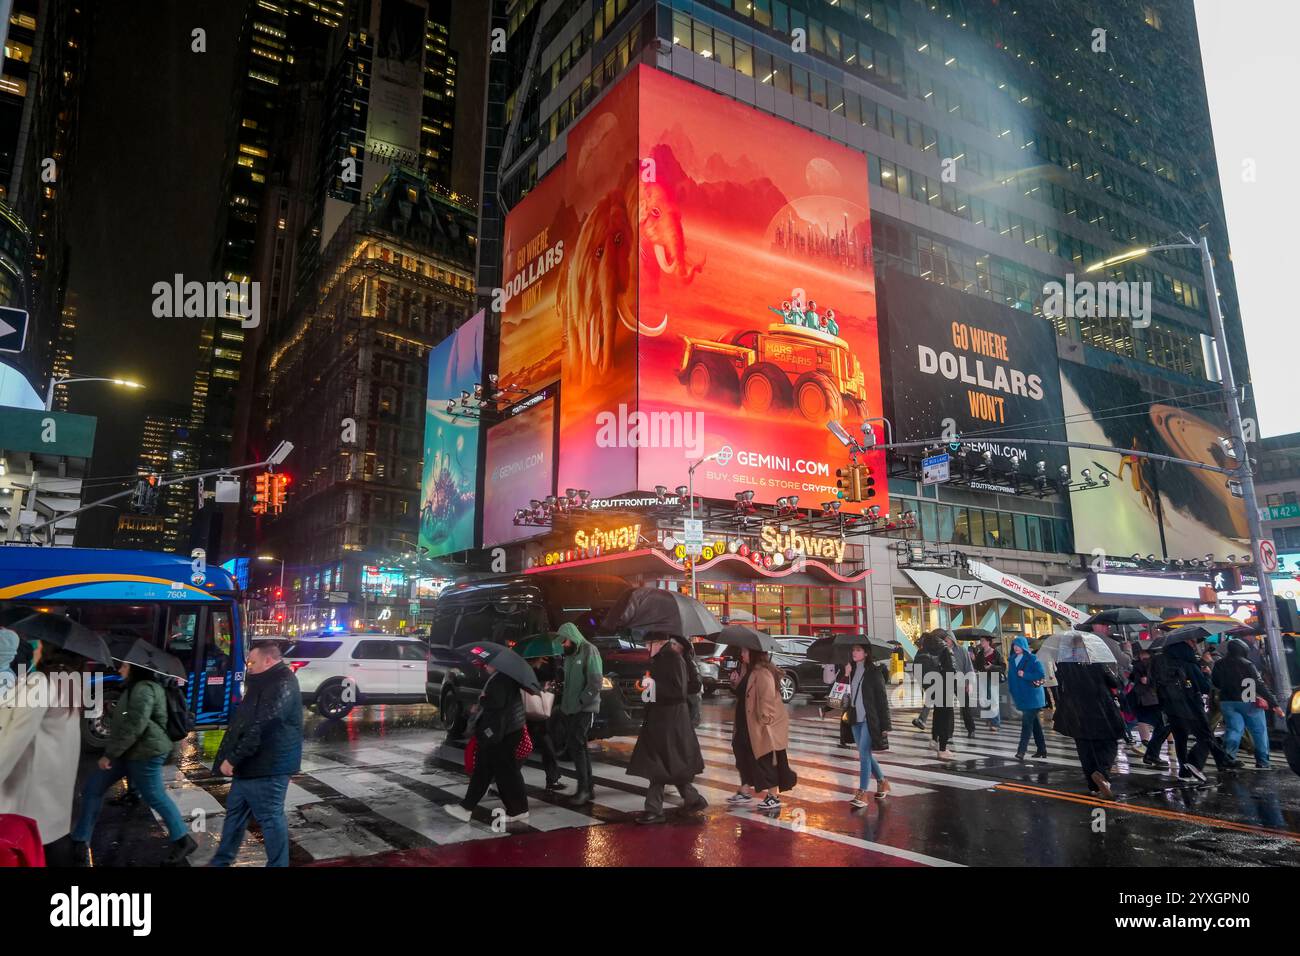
left=664, top=580, right=862, bottom=633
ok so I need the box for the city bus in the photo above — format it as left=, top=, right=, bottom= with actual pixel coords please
left=0, top=546, right=247, bottom=748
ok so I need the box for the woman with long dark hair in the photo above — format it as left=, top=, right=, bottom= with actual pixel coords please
left=0, top=640, right=86, bottom=866
left=726, top=648, right=796, bottom=812
left=840, top=643, right=892, bottom=806
left=71, top=659, right=196, bottom=865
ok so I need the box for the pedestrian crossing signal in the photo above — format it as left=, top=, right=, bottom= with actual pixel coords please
left=252, top=472, right=271, bottom=515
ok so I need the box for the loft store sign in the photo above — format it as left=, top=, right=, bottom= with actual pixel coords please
left=759, top=525, right=846, bottom=564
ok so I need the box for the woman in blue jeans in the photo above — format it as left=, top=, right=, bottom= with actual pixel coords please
left=72, top=659, right=196, bottom=865
left=1006, top=637, right=1048, bottom=760
left=839, top=644, right=892, bottom=808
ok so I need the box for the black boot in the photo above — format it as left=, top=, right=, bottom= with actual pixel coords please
left=163, top=834, right=198, bottom=866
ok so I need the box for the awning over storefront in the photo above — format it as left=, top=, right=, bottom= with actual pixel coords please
left=523, top=547, right=871, bottom=584
left=965, top=560, right=1087, bottom=625
left=903, top=569, right=1033, bottom=608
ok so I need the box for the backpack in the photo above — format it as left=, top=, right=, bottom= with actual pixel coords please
left=161, top=678, right=195, bottom=742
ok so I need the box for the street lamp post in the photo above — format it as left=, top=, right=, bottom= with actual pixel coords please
left=686, top=449, right=726, bottom=601
left=1087, top=235, right=1292, bottom=700
left=44, top=375, right=144, bottom=411
left=258, top=555, right=285, bottom=627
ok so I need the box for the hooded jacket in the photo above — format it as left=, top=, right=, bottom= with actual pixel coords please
left=1006, top=637, right=1047, bottom=711
left=1151, top=641, right=1210, bottom=721
left=557, top=622, right=603, bottom=715
left=0, top=628, right=18, bottom=695
left=105, top=677, right=173, bottom=762
left=1211, top=640, right=1277, bottom=707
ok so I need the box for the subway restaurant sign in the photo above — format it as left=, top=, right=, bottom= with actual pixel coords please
left=759, top=525, right=847, bottom=563
left=532, top=523, right=642, bottom=568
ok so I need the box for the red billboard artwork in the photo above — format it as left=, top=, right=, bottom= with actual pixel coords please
left=635, top=68, right=886, bottom=512
left=556, top=67, right=640, bottom=497
left=482, top=396, right=556, bottom=547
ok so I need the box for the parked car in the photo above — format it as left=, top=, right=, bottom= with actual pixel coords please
left=717, top=635, right=834, bottom=704
left=425, top=574, right=648, bottom=740
left=690, top=640, right=728, bottom=696
left=283, top=632, right=433, bottom=719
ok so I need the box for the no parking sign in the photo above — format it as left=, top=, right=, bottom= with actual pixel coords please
left=1259, top=539, right=1278, bottom=574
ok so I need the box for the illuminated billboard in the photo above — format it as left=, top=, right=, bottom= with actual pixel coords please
left=490, top=65, right=886, bottom=520
left=879, top=268, right=1067, bottom=471
left=1060, top=361, right=1247, bottom=559
left=634, top=67, right=886, bottom=511
left=418, top=310, right=484, bottom=556
left=482, top=394, right=556, bottom=547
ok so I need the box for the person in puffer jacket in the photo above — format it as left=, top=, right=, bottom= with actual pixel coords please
left=210, top=642, right=302, bottom=867
left=1212, top=638, right=1284, bottom=770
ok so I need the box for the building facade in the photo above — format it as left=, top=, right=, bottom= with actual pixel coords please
left=247, top=165, right=476, bottom=632
left=476, top=0, right=1258, bottom=645
left=109, top=406, right=197, bottom=554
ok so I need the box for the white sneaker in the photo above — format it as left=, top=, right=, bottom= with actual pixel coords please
left=444, top=804, right=473, bottom=822
left=937, top=749, right=957, bottom=760
left=726, top=791, right=754, bottom=805
left=504, top=810, right=530, bottom=823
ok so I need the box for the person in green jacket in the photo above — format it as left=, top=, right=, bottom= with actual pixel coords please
left=556, top=622, right=603, bottom=806
left=71, top=660, right=196, bottom=865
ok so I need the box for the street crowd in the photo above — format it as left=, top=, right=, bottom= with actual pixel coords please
left=0, top=615, right=1289, bottom=867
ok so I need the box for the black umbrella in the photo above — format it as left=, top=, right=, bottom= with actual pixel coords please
left=10, top=612, right=113, bottom=667
left=1081, top=608, right=1162, bottom=628
left=600, top=586, right=722, bottom=638
left=1146, top=624, right=1211, bottom=650
left=0, top=606, right=36, bottom=628
left=953, top=627, right=996, bottom=642
left=116, top=638, right=187, bottom=681
left=454, top=641, right=541, bottom=693
left=807, top=634, right=896, bottom=664
left=717, top=624, right=779, bottom=653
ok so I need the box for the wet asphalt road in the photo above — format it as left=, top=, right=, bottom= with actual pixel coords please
left=77, top=694, right=1300, bottom=867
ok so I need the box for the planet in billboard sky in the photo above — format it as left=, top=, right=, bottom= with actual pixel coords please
left=1149, top=403, right=1249, bottom=537
left=805, top=157, right=843, bottom=192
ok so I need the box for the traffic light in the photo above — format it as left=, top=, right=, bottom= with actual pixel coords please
left=858, top=463, right=876, bottom=499
left=131, top=474, right=160, bottom=514
left=269, top=473, right=290, bottom=514
left=273, top=587, right=283, bottom=602
left=835, top=467, right=856, bottom=501
left=252, top=472, right=270, bottom=515
left=1209, top=566, right=1242, bottom=593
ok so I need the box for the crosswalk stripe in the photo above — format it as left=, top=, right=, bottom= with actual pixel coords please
left=736, top=810, right=965, bottom=867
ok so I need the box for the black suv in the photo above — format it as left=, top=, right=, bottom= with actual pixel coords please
left=718, top=635, right=835, bottom=703
left=425, top=573, right=648, bottom=740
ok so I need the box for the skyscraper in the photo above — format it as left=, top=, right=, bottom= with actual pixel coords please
left=111, top=404, right=196, bottom=554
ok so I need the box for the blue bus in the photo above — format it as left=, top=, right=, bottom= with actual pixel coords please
left=0, top=547, right=246, bottom=748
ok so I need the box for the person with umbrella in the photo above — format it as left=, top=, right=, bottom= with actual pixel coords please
left=517, top=634, right=565, bottom=792
left=556, top=621, right=603, bottom=806
left=69, top=640, right=197, bottom=866
left=945, top=631, right=978, bottom=739
left=1127, top=646, right=1171, bottom=767
left=626, top=634, right=708, bottom=824
left=915, top=630, right=959, bottom=760
left=839, top=642, right=892, bottom=806
left=1051, top=632, right=1128, bottom=799
left=0, top=614, right=111, bottom=867
left=1150, top=632, right=1241, bottom=782
left=726, top=643, right=797, bottom=811
left=445, top=643, right=534, bottom=824
left=1007, top=636, right=1048, bottom=761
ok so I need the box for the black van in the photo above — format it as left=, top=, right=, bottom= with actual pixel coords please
left=425, top=573, right=648, bottom=740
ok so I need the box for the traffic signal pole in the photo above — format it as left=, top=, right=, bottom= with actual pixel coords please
left=22, top=442, right=294, bottom=545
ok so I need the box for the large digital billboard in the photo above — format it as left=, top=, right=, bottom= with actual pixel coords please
left=1060, top=361, right=1248, bottom=559
left=634, top=68, right=886, bottom=512
left=878, top=268, right=1067, bottom=472
left=491, top=65, right=887, bottom=518
left=482, top=394, right=556, bottom=547
left=418, top=310, right=484, bottom=556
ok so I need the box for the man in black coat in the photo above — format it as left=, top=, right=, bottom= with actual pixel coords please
left=627, top=637, right=707, bottom=824
left=1152, top=639, right=1241, bottom=782
left=210, top=642, right=303, bottom=866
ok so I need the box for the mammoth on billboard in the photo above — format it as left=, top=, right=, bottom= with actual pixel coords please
left=489, top=65, right=888, bottom=522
